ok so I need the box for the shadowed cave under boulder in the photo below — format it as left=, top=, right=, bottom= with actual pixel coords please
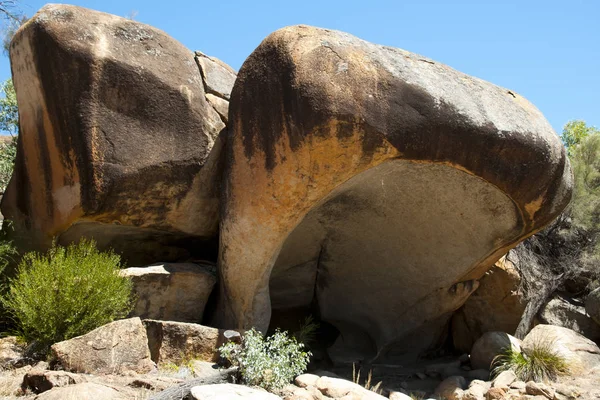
left=268, top=159, right=522, bottom=363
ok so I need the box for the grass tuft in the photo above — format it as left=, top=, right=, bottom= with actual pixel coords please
left=492, top=339, right=569, bottom=382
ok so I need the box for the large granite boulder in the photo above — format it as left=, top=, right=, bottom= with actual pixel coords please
left=539, top=293, right=600, bottom=342
left=217, top=25, right=572, bottom=363
left=452, top=255, right=526, bottom=353
left=2, top=4, right=234, bottom=265
left=121, top=262, right=217, bottom=323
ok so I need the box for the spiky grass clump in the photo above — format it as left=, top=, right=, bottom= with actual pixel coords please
left=492, top=340, right=569, bottom=382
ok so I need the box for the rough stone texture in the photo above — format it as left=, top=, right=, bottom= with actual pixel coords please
left=470, top=332, right=521, bottom=371
left=452, top=256, right=526, bottom=353
left=195, top=51, right=237, bottom=100
left=434, top=376, right=466, bottom=400
left=143, top=319, right=233, bottom=364
left=492, top=370, right=517, bottom=389
left=538, top=293, right=600, bottom=341
left=295, top=374, right=320, bottom=388
left=51, top=317, right=155, bottom=374
left=2, top=4, right=233, bottom=265
left=314, top=376, right=387, bottom=399
left=525, top=381, right=554, bottom=399
left=389, top=392, right=413, bottom=400
left=34, top=382, right=127, bottom=400
left=522, top=324, right=600, bottom=371
left=217, top=24, right=572, bottom=364
left=585, top=287, right=600, bottom=325
left=485, top=387, right=506, bottom=400
left=0, top=336, right=24, bottom=367
left=121, top=262, right=217, bottom=323
left=189, top=384, right=281, bottom=400
left=464, top=380, right=489, bottom=400
left=23, top=370, right=88, bottom=394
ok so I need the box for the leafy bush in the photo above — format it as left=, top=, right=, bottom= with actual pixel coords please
left=492, top=340, right=569, bottom=382
left=3, top=239, right=133, bottom=354
left=0, top=135, right=16, bottom=193
left=219, top=328, right=311, bottom=392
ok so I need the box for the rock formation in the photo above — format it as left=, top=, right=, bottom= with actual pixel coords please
left=1, top=3, right=574, bottom=367
left=217, top=25, right=572, bottom=363
left=1, top=4, right=235, bottom=265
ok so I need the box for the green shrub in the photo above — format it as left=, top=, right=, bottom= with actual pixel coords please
left=3, top=239, right=133, bottom=354
left=219, top=328, right=311, bottom=392
left=492, top=340, right=569, bottom=382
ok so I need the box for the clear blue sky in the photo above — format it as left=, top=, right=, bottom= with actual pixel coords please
left=2, top=0, right=598, bottom=134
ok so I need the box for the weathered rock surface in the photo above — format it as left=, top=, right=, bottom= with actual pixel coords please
left=315, top=376, right=387, bottom=399
left=434, top=376, right=466, bottom=400
left=585, top=287, right=600, bottom=325
left=189, top=384, right=280, bottom=400
left=144, top=319, right=233, bottom=364
left=2, top=4, right=234, bottom=265
left=522, top=324, right=600, bottom=370
left=34, top=382, right=127, bottom=400
left=122, top=262, right=217, bottom=322
left=0, top=336, right=25, bottom=368
left=51, top=317, right=155, bottom=374
left=452, top=255, right=526, bottom=353
left=217, top=24, right=572, bottom=363
left=23, top=369, right=88, bottom=394
left=470, top=332, right=521, bottom=371
left=538, top=293, right=600, bottom=341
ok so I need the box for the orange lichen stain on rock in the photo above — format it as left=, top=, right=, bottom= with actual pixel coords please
left=524, top=195, right=545, bottom=222
left=222, top=119, right=400, bottom=324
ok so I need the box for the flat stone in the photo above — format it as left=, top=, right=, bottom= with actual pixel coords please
left=492, top=370, right=517, bottom=389
left=144, top=319, right=238, bottom=364
left=189, top=384, right=280, bottom=399
left=23, top=370, right=88, bottom=394
left=51, top=317, right=154, bottom=375
left=34, top=382, right=128, bottom=400
left=122, top=263, right=217, bottom=323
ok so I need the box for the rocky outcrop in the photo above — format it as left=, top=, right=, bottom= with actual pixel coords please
left=121, top=262, right=217, bottom=323
left=217, top=24, right=572, bottom=363
left=585, top=287, right=600, bottom=325
left=144, top=320, right=234, bottom=365
left=2, top=4, right=235, bottom=265
left=522, top=324, right=600, bottom=371
left=51, top=317, right=155, bottom=374
left=452, top=256, right=526, bottom=353
left=538, top=293, right=600, bottom=341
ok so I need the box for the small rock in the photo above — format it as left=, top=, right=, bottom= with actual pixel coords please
left=486, top=387, right=506, bottom=400
left=295, top=373, right=319, bottom=388
left=51, top=317, right=155, bottom=375
left=525, top=381, right=555, bottom=399
left=463, top=383, right=487, bottom=400
left=34, top=382, right=127, bottom=400
left=434, top=376, right=466, bottom=400
left=389, top=392, right=412, bottom=400
left=315, top=376, right=386, bottom=399
left=189, top=383, right=284, bottom=399
left=0, top=336, right=24, bottom=368
left=492, top=370, right=517, bottom=389
left=510, top=381, right=526, bottom=390
left=22, top=370, right=88, bottom=394
left=224, top=330, right=242, bottom=344
left=470, top=332, right=521, bottom=370
left=127, top=376, right=184, bottom=391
